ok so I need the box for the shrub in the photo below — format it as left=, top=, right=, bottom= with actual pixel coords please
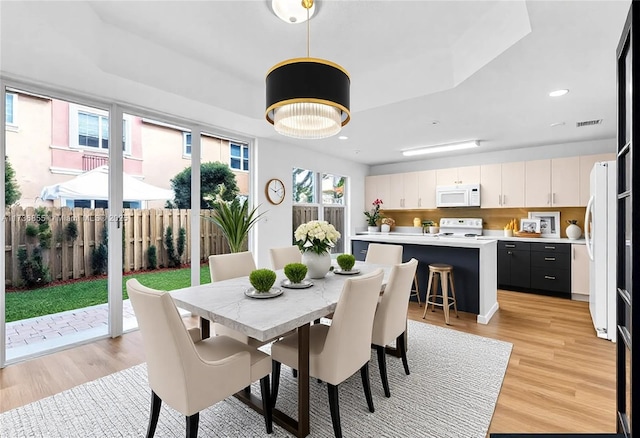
left=147, top=245, right=158, bottom=270
left=284, top=263, right=307, bottom=283
left=65, top=221, right=79, bottom=240
left=249, top=269, right=277, bottom=293
left=92, top=226, right=108, bottom=275
left=337, top=254, right=356, bottom=271
left=18, top=247, right=51, bottom=287
left=165, top=226, right=181, bottom=268
left=25, top=224, right=38, bottom=238
left=177, top=227, right=186, bottom=259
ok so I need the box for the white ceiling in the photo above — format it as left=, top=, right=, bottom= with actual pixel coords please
left=0, top=0, right=631, bottom=166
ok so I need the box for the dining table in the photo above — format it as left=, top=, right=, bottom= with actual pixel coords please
left=169, top=260, right=392, bottom=438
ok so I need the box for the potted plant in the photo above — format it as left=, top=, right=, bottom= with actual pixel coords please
left=336, top=254, right=356, bottom=272
left=364, top=199, right=383, bottom=232
left=380, top=217, right=395, bottom=233
left=249, top=268, right=277, bottom=293
left=284, top=263, right=308, bottom=284
left=294, top=220, right=341, bottom=278
left=206, top=184, right=266, bottom=253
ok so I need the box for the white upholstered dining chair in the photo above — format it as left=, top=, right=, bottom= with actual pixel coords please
left=208, top=252, right=264, bottom=347
left=269, top=245, right=302, bottom=270
left=270, top=269, right=385, bottom=438
left=371, top=258, right=418, bottom=397
left=126, top=279, right=273, bottom=438
left=364, top=243, right=403, bottom=264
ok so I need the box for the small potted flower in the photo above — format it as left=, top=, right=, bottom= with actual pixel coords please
left=381, top=217, right=395, bottom=233
left=364, top=199, right=383, bottom=232
left=249, top=269, right=277, bottom=293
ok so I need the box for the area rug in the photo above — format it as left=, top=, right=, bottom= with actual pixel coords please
left=0, top=320, right=512, bottom=437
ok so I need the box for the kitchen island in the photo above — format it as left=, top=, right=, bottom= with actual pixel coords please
left=351, top=234, right=498, bottom=324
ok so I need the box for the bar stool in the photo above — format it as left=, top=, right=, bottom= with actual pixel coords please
left=422, top=263, right=458, bottom=325
left=410, top=274, right=421, bottom=306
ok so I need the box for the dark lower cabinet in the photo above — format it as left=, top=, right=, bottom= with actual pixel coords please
left=498, top=242, right=531, bottom=289
left=498, top=240, right=571, bottom=297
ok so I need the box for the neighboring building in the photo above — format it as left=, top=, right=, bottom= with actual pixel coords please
left=5, top=90, right=249, bottom=208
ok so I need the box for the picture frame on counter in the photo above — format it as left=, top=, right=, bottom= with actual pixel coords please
left=528, top=211, right=560, bottom=238
left=520, top=218, right=541, bottom=233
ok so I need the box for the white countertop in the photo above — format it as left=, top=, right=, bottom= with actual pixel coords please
left=352, top=233, right=496, bottom=249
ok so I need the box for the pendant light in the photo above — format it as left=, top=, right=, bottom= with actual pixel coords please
left=265, top=0, right=350, bottom=140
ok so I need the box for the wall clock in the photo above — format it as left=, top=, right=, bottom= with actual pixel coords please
left=265, top=178, right=285, bottom=205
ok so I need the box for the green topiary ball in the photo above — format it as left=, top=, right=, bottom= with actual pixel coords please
left=249, top=269, right=277, bottom=293
left=336, top=254, right=356, bottom=271
left=284, top=263, right=308, bottom=283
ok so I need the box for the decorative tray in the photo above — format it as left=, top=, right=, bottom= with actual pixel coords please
left=281, top=279, right=314, bottom=289
left=334, top=268, right=361, bottom=276
left=514, top=231, right=541, bottom=238
left=244, top=287, right=283, bottom=299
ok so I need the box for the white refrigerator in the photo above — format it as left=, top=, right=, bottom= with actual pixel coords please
left=584, top=161, right=616, bottom=341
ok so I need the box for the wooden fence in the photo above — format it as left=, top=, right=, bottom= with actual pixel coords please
left=4, top=207, right=230, bottom=287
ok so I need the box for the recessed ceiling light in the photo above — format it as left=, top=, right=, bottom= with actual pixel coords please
left=338, top=135, right=348, bottom=140
left=402, top=140, right=479, bottom=157
left=549, top=89, right=569, bottom=97
left=271, top=0, right=316, bottom=24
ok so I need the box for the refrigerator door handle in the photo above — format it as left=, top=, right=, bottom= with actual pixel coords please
left=584, top=195, right=595, bottom=261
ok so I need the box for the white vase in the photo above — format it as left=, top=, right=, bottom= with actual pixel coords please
left=380, top=224, right=391, bottom=233
left=367, top=226, right=380, bottom=233
left=301, top=251, right=332, bottom=279
left=566, top=223, right=582, bottom=240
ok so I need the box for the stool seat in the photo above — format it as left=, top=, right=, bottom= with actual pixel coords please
left=422, top=263, right=458, bottom=325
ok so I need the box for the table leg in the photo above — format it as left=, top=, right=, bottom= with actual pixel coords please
left=200, top=317, right=210, bottom=339
left=235, top=323, right=311, bottom=438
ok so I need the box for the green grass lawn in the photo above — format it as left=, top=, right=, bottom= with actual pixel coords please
left=5, top=266, right=211, bottom=323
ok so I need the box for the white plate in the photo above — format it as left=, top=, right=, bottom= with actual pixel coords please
left=281, top=279, right=314, bottom=289
left=334, top=268, right=361, bottom=276
left=244, top=287, right=283, bottom=299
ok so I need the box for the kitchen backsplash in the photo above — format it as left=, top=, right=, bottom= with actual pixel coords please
left=379, top=207, right=586, bottom=238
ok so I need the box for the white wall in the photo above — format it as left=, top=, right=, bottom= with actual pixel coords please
left=254, top=138, right=369, bottom=268
left=370, top=138, right=615, bottom=175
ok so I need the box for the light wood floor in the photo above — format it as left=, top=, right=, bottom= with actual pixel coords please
left=0, top=290, right=616, bottom=435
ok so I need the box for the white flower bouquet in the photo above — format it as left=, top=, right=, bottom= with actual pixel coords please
left=294, top=220, right=341, bottom=255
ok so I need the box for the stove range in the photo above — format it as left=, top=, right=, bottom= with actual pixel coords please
left=436, top=218, right=483, bottom=238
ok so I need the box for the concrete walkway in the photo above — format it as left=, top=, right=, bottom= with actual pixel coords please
left=6, top=300, right=137, bottom=351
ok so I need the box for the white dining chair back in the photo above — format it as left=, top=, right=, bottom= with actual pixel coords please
left=208, top=251, right=256, bottom=282
left=364, top=243, right=403, bottom=265
left=269, top=246, right=302, bottom=270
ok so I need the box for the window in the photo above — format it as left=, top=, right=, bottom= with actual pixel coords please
left=183, top=132, right=192, bottom=156
left=230, top=143, right=249, bottom=171
left=65, top=199, right=141, bottom=209
left=322, top=174, right=345, bottom=205
left=293, top=167, right=315, bottom=204
left=70, top=104, right=130, bottom=152
left=5, top=93, right=16, bottom=125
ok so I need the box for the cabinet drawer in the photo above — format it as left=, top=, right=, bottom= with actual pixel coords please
left=530, top=242, right=570, bottom=254
left=530, top=267, right=571, bottom=293
left=498, top=241, right=530, bottom=251
left=530, top=251, right=570, bottom=269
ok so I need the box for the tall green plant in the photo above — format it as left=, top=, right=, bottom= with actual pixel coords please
left=206, top=186, right=266, bottom=253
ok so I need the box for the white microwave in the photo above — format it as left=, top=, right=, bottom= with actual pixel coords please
left=436, top=183, right=481, bottom=207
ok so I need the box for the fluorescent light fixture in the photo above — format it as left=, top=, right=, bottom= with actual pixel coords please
left=402, top=141, right=479, bottom=156
left=549, top=89, right=569, bottom=97
left=338, top=135, right=348, bottom=140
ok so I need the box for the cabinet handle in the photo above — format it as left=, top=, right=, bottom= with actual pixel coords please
left=507, top=251, right=513, bottom=255
left=498, top=195, right=501, bottom=205
left=544, top=275, right=556, bottom=280
left=502, top=195, right=506, bottom=205
left=547, top=193, right=550, bottom=205
left=553, top=193, right=556, bottom=204
left=544, top=246, right=556, bottom=250
left=360, top=250, right=367, bottom=254
left=418, top=198, right=421, bottom=208
left=505, top=244, right=516, bottom=248
left=544, top=257, right=556, bottom=261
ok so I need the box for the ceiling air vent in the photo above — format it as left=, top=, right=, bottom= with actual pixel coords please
left=576, top=119, right=603, bottom=127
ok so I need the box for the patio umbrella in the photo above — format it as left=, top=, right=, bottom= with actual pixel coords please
left=40, top=166, right=174, bottom=201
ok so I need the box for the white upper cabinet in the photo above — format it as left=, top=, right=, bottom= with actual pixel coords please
left=525, top=157, right=580, bottom=207
left=481, top=162, right=525, bottom=208
left=579, top=153, right=616, bottom=205
left=418, top=170, right=437, bottom=209
left=402, top=172, right=420, bottom=209
left=365, top=174, right=390, bottom=208
left=436, top=165, right=480, bottom=186
left=387, top=174, right=405, bottom=209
